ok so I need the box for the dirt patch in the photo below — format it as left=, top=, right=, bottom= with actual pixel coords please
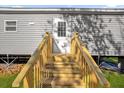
left=0, top=64, right=24, bottom=75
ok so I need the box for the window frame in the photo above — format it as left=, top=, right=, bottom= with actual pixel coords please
left=57, top=21, right=66, bottom=37
left=4, top=20, right=17, bottom=32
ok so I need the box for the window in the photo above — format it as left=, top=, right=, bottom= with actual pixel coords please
left=4, top=20, right=17, bottom=32
left=58, top=22, right=66, bottom=37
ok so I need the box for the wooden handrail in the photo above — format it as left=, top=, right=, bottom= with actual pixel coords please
left=12, top=32, right=52, bottom=87
left=82, top=48, right=110, bottom=87
left=71, top=32, right=110, bottom=88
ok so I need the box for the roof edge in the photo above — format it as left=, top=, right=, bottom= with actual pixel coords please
left=0, top=8, right=124, bottom=14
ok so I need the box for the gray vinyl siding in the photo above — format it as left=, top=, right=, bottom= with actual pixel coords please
left=0, top=13, right=124, bottom=56
left=99, top=15, right=124, bottom=55
left=97, top=15, right=124, bottom=56
left=0, top=14, right=61, bottom=54
left=64, top=14, right=124, bottom=56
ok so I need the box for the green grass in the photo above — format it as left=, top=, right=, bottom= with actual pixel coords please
left=101, top=57, right=124, bottom=88
left=102, top=70, right=124, bottom=88
left=0, top=69, right=124, bottom=88
left=102, top=57, right=118, bottom=63
left=0, top=74, right=18, bottom=88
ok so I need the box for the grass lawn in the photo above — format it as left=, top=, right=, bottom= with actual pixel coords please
left=0, top=74, right=18, bottom=88
left=0, top=70, right=124, bottom=88
left=102, top=70, right=124, bottom=88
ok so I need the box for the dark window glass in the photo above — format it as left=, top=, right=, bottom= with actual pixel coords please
left=58, top=22, right=66, bottom=37
left=5, top=21, right=17, bottom=32
left=6, top=21, right=16, bottom=26
left=6, top=27, right=16, bottom=31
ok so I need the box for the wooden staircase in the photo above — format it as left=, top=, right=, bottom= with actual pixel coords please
left=12, top=32, right=110, bottom=88
left=42, top=54, right=82, bottom=88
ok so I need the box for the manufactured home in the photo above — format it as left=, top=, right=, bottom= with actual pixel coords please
left=0, top=8, right=124, bottom=65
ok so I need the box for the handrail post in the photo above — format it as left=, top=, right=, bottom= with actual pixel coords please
left=74, top=32, right=78, bottom=37
left=45, top=32, right=52, bottom=59
left=71, top=32, right=78, bottom=56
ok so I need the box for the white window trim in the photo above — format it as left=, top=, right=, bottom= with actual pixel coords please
left=4, top=20, right=17, bottom=32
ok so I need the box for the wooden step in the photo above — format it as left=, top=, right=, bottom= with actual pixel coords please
left=44, top=62, right=81, bottom=74
left=42, top=68, right=81, bottom=74
left=44, top=62, right=79, bottom=68
left=41, top=78, right=53, bottom=88
left=51, top=54, right=74, bottom=62
left=42, top=59, right=83, bottom=88
left=41, top=76, right=84, bottom=88
left=53, top=74, right=81, bottom=79
left=41, top=77, right=83, bottom=88
left=45, top=65, right=80, bottom=71
left=51, top=78, right=83, bottom=88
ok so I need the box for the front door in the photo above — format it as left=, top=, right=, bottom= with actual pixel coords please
left=52, top=18, right=71, bottom=53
